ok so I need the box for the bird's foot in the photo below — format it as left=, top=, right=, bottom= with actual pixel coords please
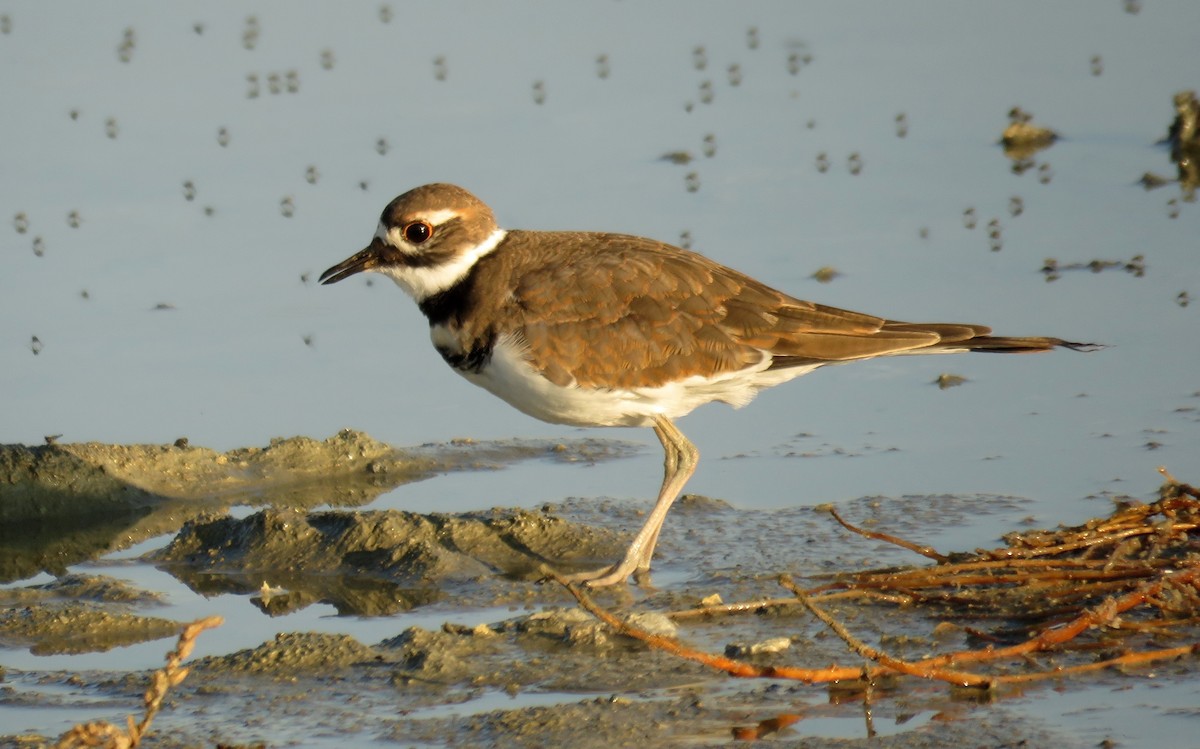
left=557, top=558, right=652, bottom=588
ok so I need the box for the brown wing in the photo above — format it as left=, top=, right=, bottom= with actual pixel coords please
left=483, top=231, right=984, bottom=391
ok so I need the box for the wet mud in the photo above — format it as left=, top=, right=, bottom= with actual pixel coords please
left=0, top=434, right=1146, bottom=747
left=0, top=429, right=631, bottom=583
left=158, top=507, right=625, bottom=614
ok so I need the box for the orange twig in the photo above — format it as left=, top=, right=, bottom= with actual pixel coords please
left=823, top=506, right=949, bottom=562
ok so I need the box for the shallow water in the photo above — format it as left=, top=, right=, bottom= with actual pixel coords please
left=2, top=2, right=1199, bottom=746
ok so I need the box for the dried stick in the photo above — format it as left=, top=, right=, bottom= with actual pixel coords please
left=777, top=575, right=991, bottom=687
left=993, top=643, right=1199, bottom=685
left=919, top=566, right=1200, bottom=669
left=555, top=575, right=866, bottom=683
left=55, top=615, right=224, bottom=749
left=822, top=506, right=949, bottom=562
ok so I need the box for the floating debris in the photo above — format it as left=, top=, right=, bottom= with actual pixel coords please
left=1001, top=107, right=1057, bottom=161
left=787, top=41, right=814, bottom=75
left=1139, top=172, right=1170, bottom=190
left=1041, top=254, right=1146, bottom=282
left=746, top=27, right=760, bottom=51
left=242, top=15, right=259, bottom=51
left=1165, top=90, right=1198, bottom=150
left=116, top=27, right=136, bottom=63
left=811, top=266, right=839, bottom=284
left=933, top=373, right=967, bottom=390
left=987, top=223, right=1002, bottom=252
left=659, top=150, right=692, bottom=165
left=787, top=52, right=802, bottom=76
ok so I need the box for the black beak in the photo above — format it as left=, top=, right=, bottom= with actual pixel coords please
left=319, top=238, right=386, bottom=285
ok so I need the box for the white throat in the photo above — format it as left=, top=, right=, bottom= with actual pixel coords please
left=376, top=227, right=507, bottom=302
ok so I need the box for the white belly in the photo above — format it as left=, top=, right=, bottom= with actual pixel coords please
left=442, top=331, right=822, bottom=428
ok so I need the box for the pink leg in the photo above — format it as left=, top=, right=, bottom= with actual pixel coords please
left=567, top=415, right=699, bottom=587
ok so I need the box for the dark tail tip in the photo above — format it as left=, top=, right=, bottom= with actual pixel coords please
left=1059, top=340, right=1105, bottom=352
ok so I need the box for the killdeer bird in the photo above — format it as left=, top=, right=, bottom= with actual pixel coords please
left=320, top=183, right=1092, bottom=587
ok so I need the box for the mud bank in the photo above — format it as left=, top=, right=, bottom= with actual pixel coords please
left=0, top=430, right=632, bottom=583
left=3, top=432, right=1192, bottom=747
left=158, top=506, right=625, bottom=614
left=3, top=483, right=1157, bottom=748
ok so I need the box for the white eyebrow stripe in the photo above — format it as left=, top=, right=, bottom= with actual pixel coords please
left=422, top=208, right=462, bottom=226
left=377, top=209, right=465, bottom=248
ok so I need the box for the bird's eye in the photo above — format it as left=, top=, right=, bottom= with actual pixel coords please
left=403, top=221, right=433, bottom=244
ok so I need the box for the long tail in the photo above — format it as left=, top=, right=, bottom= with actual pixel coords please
left=957, top=336, right=1100, bottom=353
left=881, top=322, right=1101, bottom=354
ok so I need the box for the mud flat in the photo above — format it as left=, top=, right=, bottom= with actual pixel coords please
left=0, top=429, right=631, bottom=583
left=3, top=433, right=1196, bottom=747
left=5, top=459, right=1175, bottom=747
